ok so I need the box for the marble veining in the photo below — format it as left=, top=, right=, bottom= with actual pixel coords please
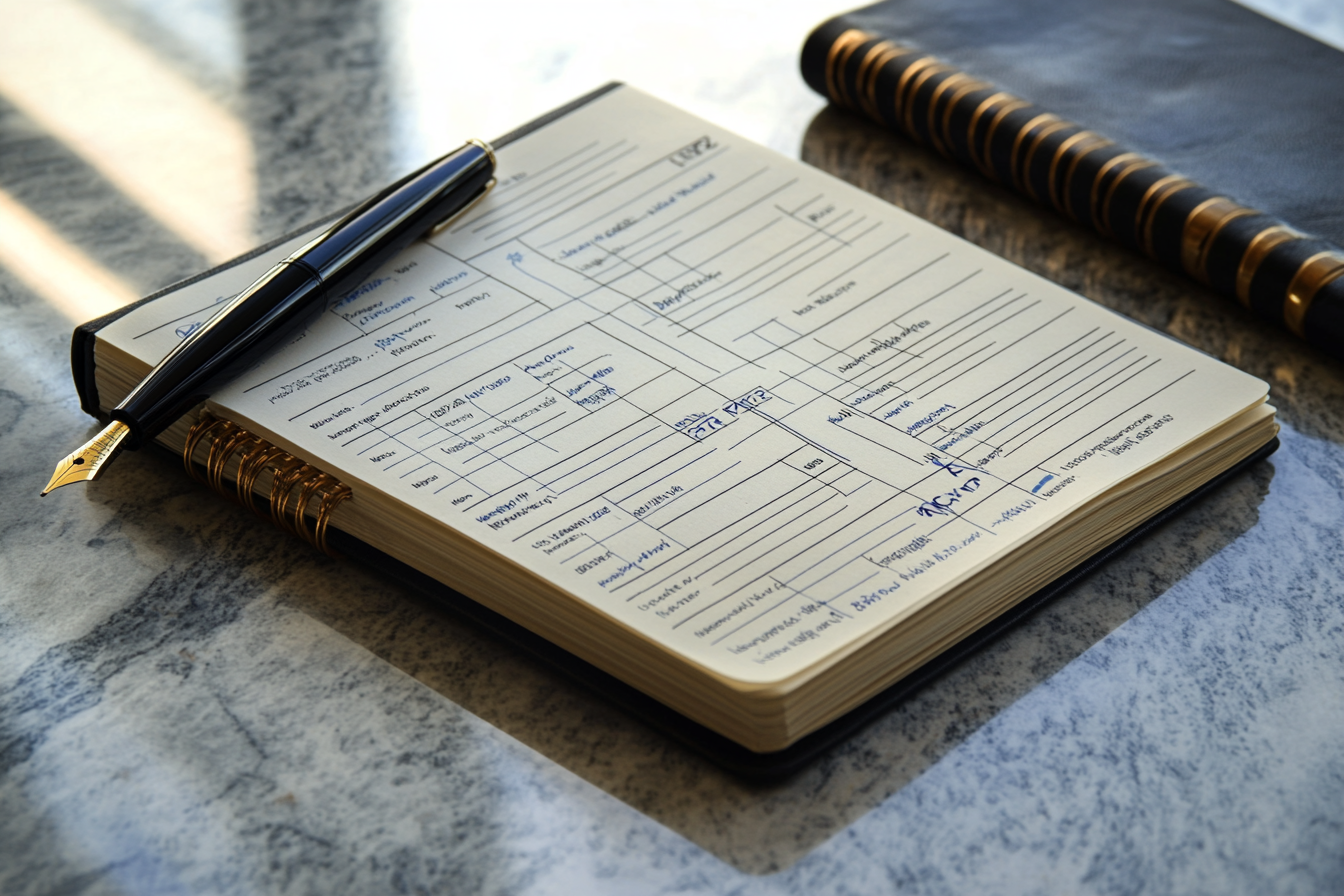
left=3, top=1, right=1343, bottom=893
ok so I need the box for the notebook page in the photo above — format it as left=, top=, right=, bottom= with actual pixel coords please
left=98, top=86, right=1268, bottom=684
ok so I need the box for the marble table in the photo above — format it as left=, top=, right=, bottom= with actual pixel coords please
left=3, top=1, right=1342, bottom=892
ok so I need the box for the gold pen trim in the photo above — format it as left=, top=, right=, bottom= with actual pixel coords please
left=466, top=137, right=496, bottom=169
left=41, top=419, right=132, bottom=495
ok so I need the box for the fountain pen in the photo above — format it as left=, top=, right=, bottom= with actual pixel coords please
left=43, top=139, right=496, bottom=496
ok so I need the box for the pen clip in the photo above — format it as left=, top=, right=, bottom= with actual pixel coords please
left=428, top=176, right=496, bottom=236
left=427, top=139, right=498, bottom=237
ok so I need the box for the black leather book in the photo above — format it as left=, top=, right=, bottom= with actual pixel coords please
left=802, top=0, right=1344, bottom=361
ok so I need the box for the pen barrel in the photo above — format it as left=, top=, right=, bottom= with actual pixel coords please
left=111, top=142, right=495, bottom=447
left=112, top=261, right=325, bottom=447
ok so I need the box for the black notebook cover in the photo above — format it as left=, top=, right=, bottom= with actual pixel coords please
left=68, top=81, right=1278, bottom=778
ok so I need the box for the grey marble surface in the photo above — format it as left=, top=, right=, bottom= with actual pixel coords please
left=3, top=1, right=1344, bottom=893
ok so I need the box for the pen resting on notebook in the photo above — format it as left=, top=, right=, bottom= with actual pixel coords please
left=43, top=139, right=496, bottom=496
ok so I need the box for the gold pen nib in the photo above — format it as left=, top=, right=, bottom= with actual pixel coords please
left=42, top=420, right=132, bottom=496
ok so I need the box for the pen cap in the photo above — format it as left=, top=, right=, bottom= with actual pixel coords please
left=302, top=142, right=494, bottom=296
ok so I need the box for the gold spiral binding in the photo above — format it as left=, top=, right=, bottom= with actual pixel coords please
left=183, top=412, right=352, bottom=556
left=271, top=462, right=316, bottom=536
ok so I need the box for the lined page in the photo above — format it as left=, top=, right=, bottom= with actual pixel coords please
left=98, top=86, right=1268, bottom=683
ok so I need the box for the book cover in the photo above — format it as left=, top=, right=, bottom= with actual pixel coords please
left=802, top=0, right=1344, bottom=359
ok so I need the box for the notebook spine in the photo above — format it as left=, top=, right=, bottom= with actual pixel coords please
left=182, top=412, right=352, bottom=556
left=801, top=25, right=1344, bottom=360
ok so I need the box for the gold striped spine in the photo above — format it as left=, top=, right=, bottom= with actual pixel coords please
left=978, top=98, right=1032, bottom=181
left=891, top=56, right=940, bottom=128
left=1283, top=250, right=1344, bottom=336
left=901, top=63, right=953, bottom=143
left=1234, top=225, right=1302, bottom=307
left=964, top=92, right=1014, bottom=176
left=924, top=71, right=977, bottom=157
left=1136, top=175, right=1196, bottom=258
left=1049, top=131, right=1110, bottom=218
left=838, top=33, right=870, bottom=109
left=849, top=40, right=884, bottom=116
left=1180, top=197, right=1255, bottom=283
left=857, top=42, right=906, bottom=120
left=1018, top=119, right=1072, bottom=201
left=1006, top=113, right=1057, bottom=194
left=825, top=30, right=870, bottom=109
left=1093, top=156, right=1156, bottom=238
left=1088, top=153, right=1140, bottom=232
left=939, top=77, right=991, bottom=156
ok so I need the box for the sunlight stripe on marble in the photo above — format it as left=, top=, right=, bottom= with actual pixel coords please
left=0, top=0, right=255, bottom=264
left=0, top=187, right=140, bottom=321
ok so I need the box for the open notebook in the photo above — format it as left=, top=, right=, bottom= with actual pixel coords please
left=73, top=84, right=1277, bottom=772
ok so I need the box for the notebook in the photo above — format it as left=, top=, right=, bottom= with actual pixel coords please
left=70, top=84, right=1278, bottom=773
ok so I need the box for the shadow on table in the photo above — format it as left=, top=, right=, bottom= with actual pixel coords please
left=272, top=445, right=1271, bottom=874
